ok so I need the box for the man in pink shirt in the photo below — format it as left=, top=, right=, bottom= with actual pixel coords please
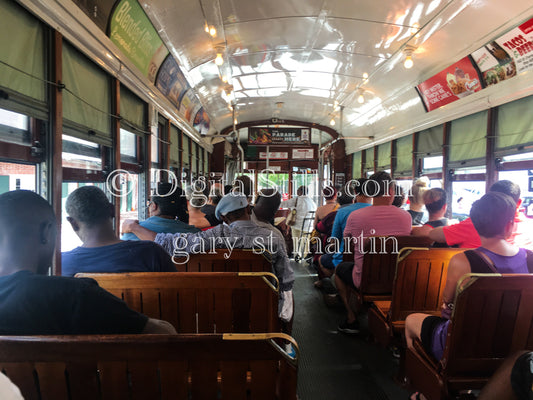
left=335, top=171, right=412, bottom=334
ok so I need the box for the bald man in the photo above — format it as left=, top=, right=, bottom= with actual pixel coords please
left=0, top=190, right=175, bottom=335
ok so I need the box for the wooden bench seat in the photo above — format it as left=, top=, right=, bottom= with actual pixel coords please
left=172, top=248, right=273, bottom=272
left=0, top=333, right=298, bottom=400
left=76, top=272, right=280, bottom=333
left=368, top=247, right=463, bottom=347
left=405, top=274, right=533, bottom=399
left=343, top=236, right=433, bottom=310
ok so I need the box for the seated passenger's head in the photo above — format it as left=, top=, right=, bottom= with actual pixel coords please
left=337, top=183, right=356, bottom=205
left=0, top=190, right=56, bottom=275
left=409, top=177, right=429, bottom=206
left=66, top=186, right=114, bottom=239
left=470, top=192, right=516, bottom=239
left=365, top=171, right=395, bottom=203
left=215, top=193, right=250, bottom=224
left=297, top=186, right=308, bottom=196
left=149, top=183, right=187, bottom=220
left=233, top=175, right=254, bottom=202
left=322, top=186, right=337, bottom=201
left=254, top=189, right=281, bottom=222
left=392, top=186, right=406, bottom=208
left=489, top=180, right=521, bottom=206
left=423, top=188, right=447, bottom=216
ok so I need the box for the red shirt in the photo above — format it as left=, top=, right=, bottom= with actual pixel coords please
left=443, top=214, right=533, bottom=250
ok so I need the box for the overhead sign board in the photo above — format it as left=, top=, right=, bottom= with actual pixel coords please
left=248, top=127, right=311, bottom=145
left=292, top=148, right=314, bottom=159
left=416, top=57, right=482, bottom=112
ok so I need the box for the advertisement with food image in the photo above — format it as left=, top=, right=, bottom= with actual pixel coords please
left=416, top=56, right=482, bottom=111
left=472, top=44, right=516, bottom=87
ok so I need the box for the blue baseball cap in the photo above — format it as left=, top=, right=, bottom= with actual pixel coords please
left=215, top=193, right=248, bottom=220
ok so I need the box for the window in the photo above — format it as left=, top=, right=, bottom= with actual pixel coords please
left=423, top=155, right=443, bottom=171
left=120, top=128, right=137, bottom=162
left=0, top=161, right=36, bottom=194
left=62, top=135, right=102, bottom=170
left=0, top=108, right=30, bottom=145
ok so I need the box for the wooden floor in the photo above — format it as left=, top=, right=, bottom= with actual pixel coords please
left=291, top=260, right=409, bottom=400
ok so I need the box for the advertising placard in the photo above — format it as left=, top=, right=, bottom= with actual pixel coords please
left=259, top=152, right=289, bottom=160
left=248, top=128, right=311, bottom=145
left=156, top=55, right=190, bottom=107
left=292, top=149, right=314, bottom=159
left=416, top=57, right=482, bottom=112
left=472, top=17, right=533, bottom=87
left=109, top=0, right=168, bottom=82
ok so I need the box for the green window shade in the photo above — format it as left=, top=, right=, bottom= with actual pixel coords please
left=364, top=148, right=374, bottom=171
left=191, top=142, right=197, bottom=174
left=496, top=95, right=533, bottom=155
left=182, top=134, right=189, bottom=167
left=169, top=125, right=180, bottom=167
left=62, top=41, right=111, bottom=146
left=120, top=86, right=146, bottom=133
left=0, top=0, right=46, bottom=118
left=394, top=135, right=412, bottom=175
left=352, top=152, right=362, bottom=178
left=377, top=143, right=391, bottom=169
left=204, top=151, right=209, bottom=175
left=449, top=110, right=487, bottom=165
left=417, top=125, right=443, bottom=156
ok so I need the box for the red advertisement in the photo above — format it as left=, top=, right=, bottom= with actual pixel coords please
left=416, top=57, right=482, bottom=112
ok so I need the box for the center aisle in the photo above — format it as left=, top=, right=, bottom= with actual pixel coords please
left=291, top=260, right=409, bottom=400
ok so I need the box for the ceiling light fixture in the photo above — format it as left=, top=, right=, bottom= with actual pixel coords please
left=362, top=72, right=369, bottom=80
left=221, top=75, right=228, bottom=83
left=403, top=46, right=415, bottom=69
left=204, top=23, right=209, bottom=33
left=215, top=51, right=224, bottom=66
left=410, top=22, right=420, bottom=36
left=357, top=89, right=365, bottom=104
left=330, top=118, right=335, bottom=126
left=209, top=26, right=217, bottom=37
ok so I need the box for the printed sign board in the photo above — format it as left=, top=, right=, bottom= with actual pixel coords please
left=248, top=128, right=311, bottom=145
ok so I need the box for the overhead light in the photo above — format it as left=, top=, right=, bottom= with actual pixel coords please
left=221, top=75, right=228, bottom=83
left=234, top=118, right=238, bottom=124
left=330, top=118, right=335, bottom=126
left=362, top=72, right=369, bottom=79
left=276, top=101, right=284, bottom=109
left=204, top=23, right=209, bottom=33
left=403, top=46, right=415, bottom=69
left=410, top=22, right=420, bottom=36
left=333, top=100, right=340, bottom=110
left=357, top=92, right=365, bottom=104
left=215, top=52, right=224, bottom=66
left=209, top=26, right=217, bottom=37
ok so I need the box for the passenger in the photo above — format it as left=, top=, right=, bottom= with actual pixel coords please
left=280, top=185, right=317, bottom=258
left=313, top=185, right=338, bottom=228
left=405, top=192, right=532, bottom=370
left=122, top=193, right=294, bottom=317
left=201, top=186, right=223, bottom=227
left=335, top=172, right=412, bottom=334
left=411, top=188, right=448, bottom=237
left=187, top=186, right=212, bottom=230
left=121, top=182, right=199, bottom=240
left=316, top=179, right=372, bottom=286
left=392, top=185, right=406, bottom=208
left=428, top=180, right=532, bottom=249
left=478, top=350, right=533, bottom=400
left=0, top=373, right=22, bottom=400
left=252, top=189, right=293, bottom=323
left=62, top=186, right=176, bottom=277
left=407, top=177, right=429, bottom=226
left=0, top=190, right=176, bottom=335
left=233, top=175, right=254, bottom=204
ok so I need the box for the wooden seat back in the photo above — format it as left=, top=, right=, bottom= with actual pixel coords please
left=343, top=236, right=433, bottom=297
left=172, top=248, right=273, bottom=272
left=0, top=333, right=298, bottom=400
left=76, top=272, right=280, bottom=333
left=389, top=247, right=463, bottom=322
left=405, top=274, right=533, bottom=398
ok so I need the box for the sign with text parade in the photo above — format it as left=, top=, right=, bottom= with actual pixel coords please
left=109, top=0, right=168, bottom=82
left=416, top=57, right=483, bottom=112
left=472, top=17, right=533, bottom=87
left=248, top=127, right=311, bottom=145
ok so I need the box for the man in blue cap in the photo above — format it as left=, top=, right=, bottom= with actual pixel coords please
left=122, top=193, right=294, bottom=320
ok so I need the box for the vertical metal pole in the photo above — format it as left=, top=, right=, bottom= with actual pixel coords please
left=319, top=131, right=323, bottom=205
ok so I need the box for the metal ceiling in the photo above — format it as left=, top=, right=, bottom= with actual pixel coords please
left=139, top=0, right=533, bottom=151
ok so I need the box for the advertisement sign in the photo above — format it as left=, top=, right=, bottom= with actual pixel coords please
left=193, top=108, right=210, bottom=136
left=248, top=128, right=311, bottom=145
left=416, top=57, right=482, bottom=112
left=109, top=0, right=168, bottom=82
left=259, top=152, right=289, bottom=160
left=292, top=149, right=314, bottom=159
left=472, top=17, right=533, bottom=87
left=156, top=55, right=190, bottom=107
